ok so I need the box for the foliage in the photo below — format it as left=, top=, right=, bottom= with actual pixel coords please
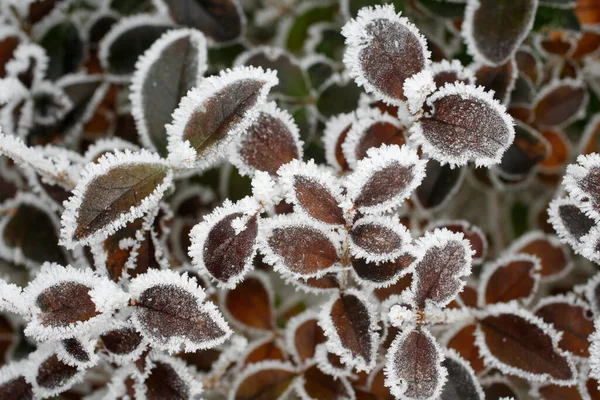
left=1, top=0, right=600, bottom=399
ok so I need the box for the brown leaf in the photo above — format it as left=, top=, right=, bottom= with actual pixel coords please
left=71, top=161, right=170, bottom=242
left=342, top=8, right=429, bottom=103
left=427, top=221, right=486, bottom=264
left=465, top=0, right=537, bottom=65
left=290, top=315, right=326, bottom=364
left=325, top=291, right=377, bottom=371
left=36, top=354, right=79, bottom=390
left=497, top=121, right=549, bottom=180
left=480, top=255, right=540, bottom=305
left=535, top=297, right=595, bottom=358
left=300, top=365, right=353, bottom=400
left=101, top=326, right=144, bottom=355
left=534, top=80, right=587, bottom=128
left=266, top=225, right=339, bottom=277
left=352, top=255, right=414, bottom=286
left=473, top=59, right=517, bottom=104
left=386, top=328, right=444, bottom=400
left=200, top=212, right=258, bottom=285
left=477, top=311, right=576, bottom=383
left=350, top=220, right=406, bottom=257
left=61, top=338, right=90, bottom=363
left=292, top=176, right=344, bottom=225
left=415, top=160, right=465, bottom=212
left=446, top=324, right=485, bottom=374
left=511, top=232, right=571, bottom=280
left=236, top=109, right=301, bottom=176
left=224, top=275, right=273, bottom=330
left=181, top=80, right=268, bottom=156
left=144, top=360, right=190, bottom=400
left=412, top=231, right=471, bottom=308
left=414, top=85, right=514, bottom=167
left=243, top=339, right=285, bottom=365
left=36, top=282, right=100, bottom=327
left=0, top=376, right=33, bottom=400
left=133, top=283, right=229, bottom=351
left=233, top=363, right=297, bottom=400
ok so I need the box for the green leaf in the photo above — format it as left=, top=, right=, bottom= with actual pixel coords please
left=533, top=6, right=581, bottom=31
left=39, top=21, right=84, bottom=80
left=285, top=5, right=337, bottom=53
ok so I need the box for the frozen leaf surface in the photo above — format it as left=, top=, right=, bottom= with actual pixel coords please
left=411, top=83, right=515, bottom=167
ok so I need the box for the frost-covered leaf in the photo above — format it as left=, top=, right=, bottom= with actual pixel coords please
left=59, top=337, right=97, bottom=368
left=242, top=337, right=286, bottom=366
left=130, top=28, right=207, bottom=156
left=410, top=83, right=515, bottom=167
left=496, top=121, right=550, bottom=180
left=341, top=4, right=430, bottom=105
left=445, top=324, right=485, bottom=374
left=341, top=108, right=406, bottom=169
left=472, top=59, right=517, bottom=105
left=230, top=102, right=303, bottom=177
left=161, top=0, right=244, bottom=43
left=0, top=361, right=33, bottom=400
left=385, top=327, right=446, bottom=400
left=188, top=198, right=259, bottom=288
left=319, top=289, right=379, bottom=372
left=476, top=305, right=577, bottom=385
left=351, top=254, right=414, bottom=288
left=138, top=353, right=203, bottom=399
left=440, top=349, right=485, bottom=400
left=278, top=160, right=345, bottom=225
left=323, top=112, right=356, bottom=172
left=100, top=322, right=146, bottom=362
left=411, top=229, right=473, bottom=308
left=296, top=364, right=354, bottom=400
left=129, top=269, right=232, bottom=353
left=0, top=279, right=27, bottom=315
left=426, top=221, right=487, bottom=265
left=166, top=66, right=277, bottom=170
left=37, top=19, right=84, bottom=81
left=0, top=132, right=80, bottom=189
left=564, top=153, right=600, bottom=221
left=221, top=272, right=274, bottom=331
left=430, top=60, right=476, bottom=89
left=509, top=231, right=573, bottom=281
left=349, top=215, right=412, bottom=263
left=30, top=345, right=84, bottom=398
left=346, top=144, right=426, bottom=214
left=259, top=215, right=341, bottom=279
left=414, top=159, right=465, bottom=213
left=480, top=375, right=520, bottom=400
left=60, top=150, right=173, bottom=248
left=99, top=14, right=173, bottom=79
left=533, top=79, right=587, bottom=128
left=478, top=254, right=541, bottom=307
left=0, top=193, right=67, bottom=269
left=534, top=295, right=595, bottom=358
left=463, top=0, right=537, bottom=65
left=23, top=263, right=128, bottom=341
left=231, top=361, right=298, bottom=400
left=236, top=46, right=310, bottom=99
left=286, top=311, right=325, bottom=365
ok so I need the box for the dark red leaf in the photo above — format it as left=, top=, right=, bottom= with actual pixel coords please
left=224, top=275, right=273, bottom=330
left=36, top=282, right=100, bottom=327
left=477, top=311, right=576, bottom=383
left=480, top=255, right=540, bottom=305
